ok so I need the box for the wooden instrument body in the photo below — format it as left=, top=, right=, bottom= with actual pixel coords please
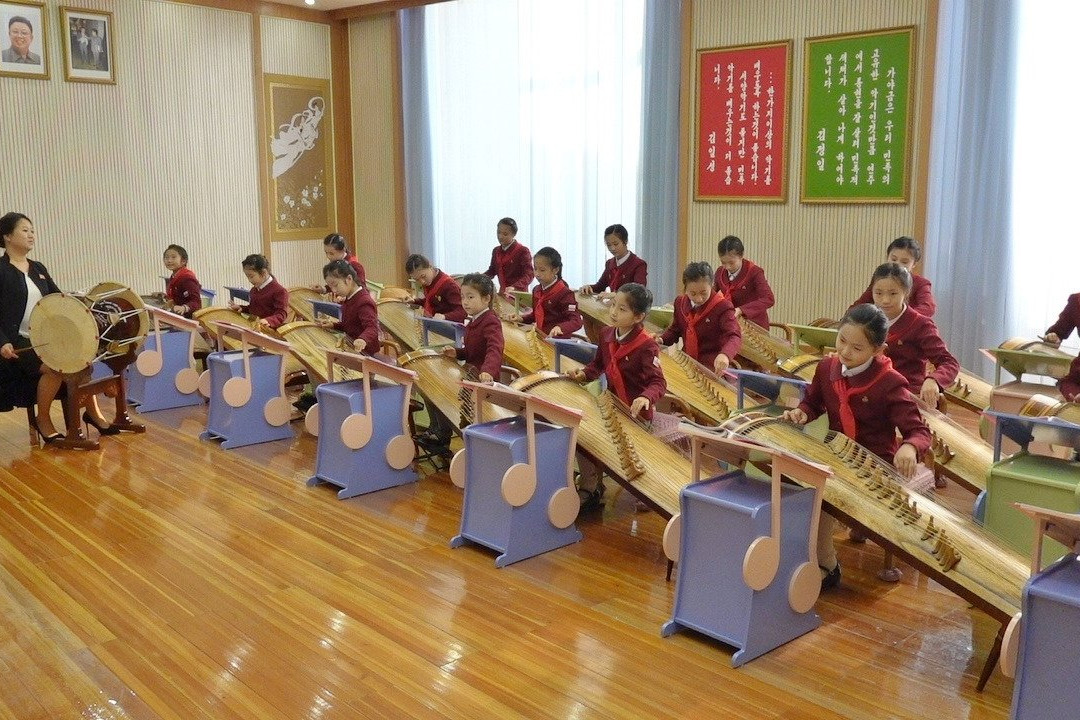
left=376, top=298, right=423, bottom=352
left=286, top=287, right=328, bottom=323
left=276, top=321, right=362, bottom=385
left=194, top=307, right=306, bottom=381
left=722, top=412, right=1026, bottom=623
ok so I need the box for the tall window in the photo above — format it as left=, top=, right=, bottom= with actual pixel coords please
left=1011, top=1, right=1080, bottom=346
left=423, top=0, right=646, bottom=288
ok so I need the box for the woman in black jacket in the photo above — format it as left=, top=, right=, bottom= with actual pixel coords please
left=0, top=212, right=65, bottom=440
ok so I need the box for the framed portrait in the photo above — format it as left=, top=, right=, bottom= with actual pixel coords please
left=264, top=74, right=336, bottom=241
left=0, top=0, right=48, bottom=80
left=59, top=7, right=114, bottom=84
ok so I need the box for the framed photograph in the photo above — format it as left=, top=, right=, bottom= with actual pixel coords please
left=800, top=26, right=915, bottom=203
left=695, top=40, right=792, bottom=202
left=264, top=74, right=336, bottom=241
left=0, top=0, right=48, bottom=80
left=59, top=6, right=114, bottom=84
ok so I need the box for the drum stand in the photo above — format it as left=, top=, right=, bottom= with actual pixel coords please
left=58, top=351, right=145, bottom=450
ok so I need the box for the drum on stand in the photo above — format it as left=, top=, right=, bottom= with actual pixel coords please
left=27, top=283, right=150, bottom=448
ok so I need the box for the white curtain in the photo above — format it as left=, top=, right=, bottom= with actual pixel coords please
left=1010, top=1, right=1080, bottom=350
left=418, top=0, right=646, bottom=288
left=925, top=0, right=1018, bottom=376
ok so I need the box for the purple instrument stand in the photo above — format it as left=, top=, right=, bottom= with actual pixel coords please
left=126, top=307, right=203, bottom=412
left=307, top=352, right=418, bottom=499
left=661, top=429, right=831, bottom=667
left=449, top=381, right=584, bottom=567
left=999, top=505, right=1080, bottom=720
left=200, top=322, right=295, bottom=449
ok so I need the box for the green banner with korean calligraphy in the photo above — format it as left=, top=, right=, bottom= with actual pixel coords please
left=801, top=27, right=914, bottom=203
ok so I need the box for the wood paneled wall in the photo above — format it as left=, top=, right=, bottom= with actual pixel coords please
left=0, top=0, right=260, bottom=300
left=685, top=0, right=937, bottom=323
left=348, top=13, right=405, bottom=287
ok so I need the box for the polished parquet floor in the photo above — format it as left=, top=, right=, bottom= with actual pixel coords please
left=0, top=404, right=1014, bottom=719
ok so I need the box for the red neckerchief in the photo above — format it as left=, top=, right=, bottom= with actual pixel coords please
left=532, top=279, right=567, bottom=333
left=496, top=242, right=516, bottom=289
left=683, top=290, right=726, bottom=360
left=721, top=259, right=756, bottom=297
left=605, top=325, right=651, bottom=404
left=423, top=271, right=453, bottom=316
left=166, top=266, right=198, bottom=302
left=832, top=356, right=893, bottom=438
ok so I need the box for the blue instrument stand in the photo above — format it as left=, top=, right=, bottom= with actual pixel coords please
left=307, top=353, right=418, bottom=499
left=661, top=429, right=831, bottom=667
left=449, top=382, right=584, bottom=567
left=420, top=316, right=465, bottom=347
left=126, top=307, right=203, bottom=412
left=727, top=368, right=808, bottom=410
left=200, top=322, right=295, bottom=449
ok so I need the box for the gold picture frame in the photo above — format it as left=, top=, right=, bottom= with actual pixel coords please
left=264, top=73, right=336, bottom=242
left=59, top=7, right=115, bottom=84
left=0, top=0, right=48, bottom=80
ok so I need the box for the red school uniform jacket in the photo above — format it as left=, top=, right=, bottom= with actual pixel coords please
left=582, top=324, right=667, bottom=421
left=484, top=242, right=534, bottom=293
left=1058, top=355, right=1080, bottom=402
left=659, top=291, right=741, bottom=370
left=521, top=279, right=583, bottom=336
left=409, top=270, right=465, bottom=322
left=165, top=267, right=202, bottom=316
left=852, top=273, right=937, bottom=318
left=714, top=259, right=774, bottom=329
left=590, top=252, right=648, bottom=293
left=456, top=309, right=505, bottom=379
left=798, top=355, right=931, bottom=464
left=884, top=308, right=959, bottom=394
left=333, top=288, right=379, bottom=352
left=1046, top=293, right=1080, bottom=343
left=246, top=277, right=289, bottom=329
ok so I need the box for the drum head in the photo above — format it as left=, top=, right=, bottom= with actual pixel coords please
left=29, top=294, right=99, bottom=374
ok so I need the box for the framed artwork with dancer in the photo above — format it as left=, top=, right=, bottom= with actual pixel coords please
left=264, top=74, right=336, bottom=242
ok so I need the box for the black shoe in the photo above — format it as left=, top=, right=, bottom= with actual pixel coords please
left=83, top=411, right=121, bottom=435
left=820, top=564, right=842, bottom=592
left=293, top=392, right=317, bottom=413
left=30, top=416, right=64, bottom=444
left=577, top=487, right=604, bottom=513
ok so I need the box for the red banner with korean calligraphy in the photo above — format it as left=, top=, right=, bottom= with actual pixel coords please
left=695, top=41, right=792, bottom=202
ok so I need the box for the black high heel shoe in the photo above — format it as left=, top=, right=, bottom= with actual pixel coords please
left=29, top=416, right=64, bottom=444
left=83, top=411, right=121, bottom=436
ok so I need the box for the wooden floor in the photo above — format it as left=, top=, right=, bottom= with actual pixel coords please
left=0, top=404, right=1015, bottom=719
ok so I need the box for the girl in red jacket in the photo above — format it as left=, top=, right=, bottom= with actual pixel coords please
left=483, top=217, right=533, bottom=295
left=162, top=244, right=202, bottom=317
left=318, top=260, right=379, bottom=354
left=659, top=261, right=741, bottom=374
left=233, top=254, right=289, bottom=330
left=715, top=235, right=775, bottom=329
left=850, top=236, right=936, bottom=318
left=580, top=223, right=648, bottom=296
left=405, top=254, right=465, bottom=323
left=783, top=303, right=931, bottom=590
left=443, top=273, right=504, bottom=384
left=509, top=247, right=583, bottom=338
left=869, top=263, right=958, bottom=407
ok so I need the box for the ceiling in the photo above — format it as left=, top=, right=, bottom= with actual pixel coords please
left=272, top=0, right=388, bottom=12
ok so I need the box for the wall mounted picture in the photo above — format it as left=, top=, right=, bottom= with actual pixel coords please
left=60, top=7, right=115, bottom=84
left=801, top=26, right=915, bottom=203
left=264, top=74, right=336, bottom=241
left=695, top=40, right=792, bottom=202
left=0, top=0, right=48, bottom=80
